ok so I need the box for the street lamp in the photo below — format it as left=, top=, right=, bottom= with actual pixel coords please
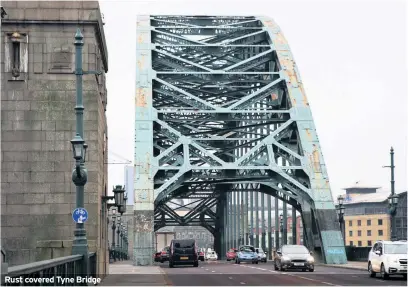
left=383, top=147, right=398, bottom=241
left=71, top=28, right=90, bottom=280
left=336, top=195, right=346, bottom=245
left=111, top=209, right=117, bottom=261
left=117, top=216, right=121, bottom=260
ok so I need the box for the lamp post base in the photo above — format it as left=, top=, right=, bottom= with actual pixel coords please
left=72, top=227, right=89, bottom=284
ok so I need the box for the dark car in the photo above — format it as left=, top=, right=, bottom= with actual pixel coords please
left=154, top=252, right=161, bottom=262
left=274, top=245, right=315, bottom=272
left=169, top=239, right=199, bottom=268
left=160, top=246, right=170, bottom=263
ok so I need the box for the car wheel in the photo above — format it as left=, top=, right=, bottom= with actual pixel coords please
left=169, top=262, right=174, bottom=268
left=227, top=259, right=230, bottom=261
left=368, top=262, right=376, bottom=278
left=255, top=261, right=259, bottom=264
left=309, top=268, right=314, bottom=272
left=274, top=262, right=278, bottom=271
left=402, top=274, right=407, bottom=280
left=194, top=261, right=199, bottom=267
left=380, top=264, right=389, bottom=280
left=237, top=260, right=241, bottom=264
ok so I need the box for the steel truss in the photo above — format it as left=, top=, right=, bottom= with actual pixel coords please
left=134, top=15, right=347, bottom=265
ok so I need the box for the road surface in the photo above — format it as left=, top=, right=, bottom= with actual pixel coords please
left=160, top=261, right=407, bottom=286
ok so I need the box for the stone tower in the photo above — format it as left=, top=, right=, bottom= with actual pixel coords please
left=1, top=1, right=109, bottom=276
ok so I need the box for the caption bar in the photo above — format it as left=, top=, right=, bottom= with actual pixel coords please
left=5, top=276, right=101, bottom=285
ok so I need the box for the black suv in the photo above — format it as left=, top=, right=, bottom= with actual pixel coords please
left=169, top=239, right=199, bottom=268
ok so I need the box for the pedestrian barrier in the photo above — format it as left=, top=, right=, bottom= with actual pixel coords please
left=3, top=252, right=97, bottom=286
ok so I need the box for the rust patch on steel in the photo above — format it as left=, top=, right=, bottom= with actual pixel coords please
left=310, top=144, right=322, bottom=173
left=137, top=34, right=145, bottom=44
left=305, top=128, right=312, bottom=141
left=137, top=54, right=146, bottom=70
left=136, top=88, right=147, bottom=107
left=263, top=20, right=279, bottom=29
left=300, top=84, right=309, bottom=106
left=275, top=33, right=288, bottom=46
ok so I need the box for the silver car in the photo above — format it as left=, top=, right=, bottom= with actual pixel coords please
left=274, top=245, right=315, bottom=272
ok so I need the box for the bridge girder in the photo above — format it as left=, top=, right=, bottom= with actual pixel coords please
left=134, top=15, right=347, bottom=266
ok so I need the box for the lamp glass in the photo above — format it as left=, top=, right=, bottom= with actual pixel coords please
left=114, top=188, right=119, bottom=206
left=340, top=206, right=345, bottom=215
left=388, top=197, right=392, bottom=205
left=337, top=195, right=344, bottom=205
left=336, top=208, right=340, bottom=215
left=112, top=209, right=116, bottom=215
left=393, top=195, right=398, bottom=204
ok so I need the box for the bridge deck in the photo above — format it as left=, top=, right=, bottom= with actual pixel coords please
left=100, top=261, right=170, bottom=286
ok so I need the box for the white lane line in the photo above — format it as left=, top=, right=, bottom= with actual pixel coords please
left=376, top=279, right=386, bottom=282
left=205, top=269, right=209, bottom=271
left=240, top=282, right=246, bottom=285
left=228, top=277, right=233, bottom=279
left=320, top=282, right=335, bottom=286
left=211, top=270, right=215, bottom=273
left=351, top=275, right=357, bottom=278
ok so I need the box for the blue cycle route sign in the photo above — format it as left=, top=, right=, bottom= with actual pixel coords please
left=72, top=208, right=88, bottom=223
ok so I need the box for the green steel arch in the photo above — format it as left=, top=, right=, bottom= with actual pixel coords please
left=134, top=15, right=347, bottom=266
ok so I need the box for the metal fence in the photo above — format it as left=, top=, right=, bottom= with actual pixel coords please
left=2, top=252, right=97, bottom=286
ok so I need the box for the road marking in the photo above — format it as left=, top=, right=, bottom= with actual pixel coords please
left=351, top=275, right=357, bottom=278
left=228, top=277, right=233, bottom=279
left=205, top=269, right=209, bottom=271
left=377, top=280, right=386, bottom=282
left=320, top=282, right=335, bottom=286
left=211, top=270, right=215, bottom=273
left=240, top=282, right=246, bottom=285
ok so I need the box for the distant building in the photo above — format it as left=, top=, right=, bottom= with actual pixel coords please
left=395, top=191, right=407, bottom=240
left=340, top=189, right=407, bottom=247
left=124, top=166, right=134, bottom=204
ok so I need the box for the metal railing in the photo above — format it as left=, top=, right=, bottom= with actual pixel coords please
left=3, top=252, right=97, bottom=286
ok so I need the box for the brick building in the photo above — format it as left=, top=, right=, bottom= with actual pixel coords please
left=1, top=1, right=109, bottom=275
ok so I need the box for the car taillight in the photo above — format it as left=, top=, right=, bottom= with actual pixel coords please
left=161, top=251, right=166, bottom=255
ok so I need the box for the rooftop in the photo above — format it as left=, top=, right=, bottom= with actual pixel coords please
left=340, top=190, right=406, bottom=205
left=342, top=180, right=381, bottom=190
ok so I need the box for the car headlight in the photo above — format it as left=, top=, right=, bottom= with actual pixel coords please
left=307, top=256, right=314, bottom=263
left=281, top=256, right=290, bottom=261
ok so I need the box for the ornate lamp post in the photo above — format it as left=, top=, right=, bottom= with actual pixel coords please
left=336, top=195, right=346, bottom=245
left=117, top=216, right=121, bottom=260
left=71, top=29, right=90, bottom=280
left=383, top=147, right=398, bottom=241
left=111, top=209, right=117, bottom=261
left=120, top=223, right=124, bottom=260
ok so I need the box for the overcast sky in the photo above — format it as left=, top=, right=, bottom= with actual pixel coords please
left=100, top=0, right=408, bottom=200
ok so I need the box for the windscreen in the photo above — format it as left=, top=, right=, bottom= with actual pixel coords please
left=282, top=245, right=309, bottom=254
left=174, top=240, right=195, bottom=248
left=384, top=244, right=407, bottom=254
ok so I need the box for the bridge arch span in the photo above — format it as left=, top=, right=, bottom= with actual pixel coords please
left=134, top=15, right=346, bottom=266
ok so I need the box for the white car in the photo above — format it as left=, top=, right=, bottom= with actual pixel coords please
left=368, top=240, right=407, bottom=280
left=256, top=248, right=267, bottom=263
left=206, top=251, right=218, bottom=261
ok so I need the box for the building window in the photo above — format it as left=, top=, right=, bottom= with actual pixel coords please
left=367, top=230, right=371, bottom=236
left=349, top=241, right=353, bottom=246
left=367, top=219, right=371, bottom=226
left=358, top=241, right=362, bottom=247
left=367, top=240, right=372, bottom=246
left=349, top=231, right=353, bottom=236
left=378, top=219, right=383, bottom=225
left=378, top=230, right=383, bottom=236
left=357, top=220, right=361, bottom=226
left=357, top=230, right=361, bottom=236
left=349, top=220, right=352, bottom=227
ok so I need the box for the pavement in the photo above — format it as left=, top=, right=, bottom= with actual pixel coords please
left=316, top=261, right=367, bottom=270
left=99, top=260, right=170, bottom=286
left=100, top=260, right=406, bottom=286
